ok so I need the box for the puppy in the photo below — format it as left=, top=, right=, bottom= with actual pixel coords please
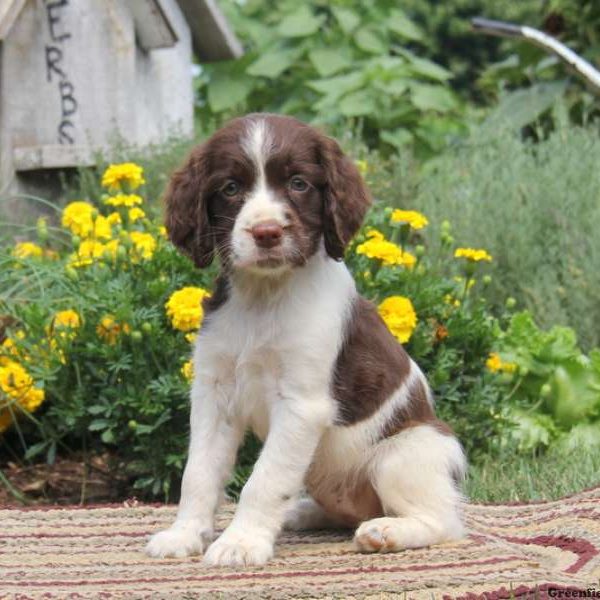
left=146, top=114, right=466, bottom=567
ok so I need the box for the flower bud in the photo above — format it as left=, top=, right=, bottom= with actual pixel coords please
left=130, top=330, right=143, bottom=342
left=128, top=420, right=138, bottom=430
left=505, top=297, right=517, bottom=309
left=482, top=275, right=492, bottom=286
left=540, top=383, right=552, bottom=398
left=65, top=266, right=78, bottom=281
left=141, top=322, right=152, bottom=334
left=441, top=220, right=452, bottom=234
left=71, top=235, right=81, bottom=248
left=415, top=244, right=426, bottom=257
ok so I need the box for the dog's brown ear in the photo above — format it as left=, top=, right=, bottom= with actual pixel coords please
left=320, top=135, right=372, bottom=260
left=164, top=145, right=214, bottom=268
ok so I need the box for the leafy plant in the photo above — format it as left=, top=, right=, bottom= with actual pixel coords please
left=198, top=0, right=465, bottom=156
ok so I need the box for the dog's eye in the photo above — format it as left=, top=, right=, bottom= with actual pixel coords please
left=289, top=177, right=308, bottom=192
left=222, top=181, right=240, bottom=197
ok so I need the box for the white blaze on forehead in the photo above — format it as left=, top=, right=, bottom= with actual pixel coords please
left=235, top=118, right=287, bottom=229
left=241, top=118, right=273, bottom=183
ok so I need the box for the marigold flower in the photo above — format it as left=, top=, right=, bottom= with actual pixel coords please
left=62, top=201, right=95, bottom=238
left=181, top=360, right=194, bottom=382
left=356, top=229, right=416, bottom=268
left=486, top=352, right=517, bottom=374
left=378, top=296, right=417, bottom=343
left=14, top=242, right=43, bottom=259
left=128, top=207, right=146, bottom=222
left=104, top=194, right=144, bottom=208
left=454, top=248, right=492, bottom=262
left=390, top=210, right=429, bottom=230
left=68, top=240, right=106, bottom=268
left=53, top=310, right=80, bottom=330
left=93, top=215, right=113, bottom=240
left=129, top=231, right=156, bottom=261
left=102, top=163, right=145, bottom=192
left=0, top=359, right=45, bottom=432
left=165, top=287, right=211, bottom=332
left=106, top=212, right=122, bottom=226
left=96, top=315, right=131, bottom=345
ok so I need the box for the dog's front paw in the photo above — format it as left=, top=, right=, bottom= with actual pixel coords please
left=203, top=529, right=273, bottom=567
left=145, top=523, right=209, bottom=558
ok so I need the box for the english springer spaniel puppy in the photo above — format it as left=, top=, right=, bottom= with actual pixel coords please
left=146, top=114, right=466, bottom=567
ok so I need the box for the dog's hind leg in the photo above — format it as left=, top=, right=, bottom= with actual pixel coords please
left=283, top=496, right=347, bottom=531
left=354, top=424, right=466, bottom=553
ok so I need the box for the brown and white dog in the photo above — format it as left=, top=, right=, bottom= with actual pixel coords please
left=145, top=114, right=466, bottom=567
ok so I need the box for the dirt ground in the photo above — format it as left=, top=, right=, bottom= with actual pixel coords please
left=0, top=453, right=130, bottom=506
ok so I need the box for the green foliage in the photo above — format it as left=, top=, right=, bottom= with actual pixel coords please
left=394, top=120, right=600, bottom=351
left=493, top=311, right=600, bottom=452
left=197, top=0, right=465, bottom=156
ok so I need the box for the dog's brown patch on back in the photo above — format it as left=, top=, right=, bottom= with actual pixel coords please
left=332, top=297, right=411, bottom=425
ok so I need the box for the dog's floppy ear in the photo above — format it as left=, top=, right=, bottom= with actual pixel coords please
left=319, top=135, right=372, bottom=260
left=164, top=144, right=214, bottom=268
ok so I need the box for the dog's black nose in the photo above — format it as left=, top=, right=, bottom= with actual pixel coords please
left=251, top=220, right=283, bottom=249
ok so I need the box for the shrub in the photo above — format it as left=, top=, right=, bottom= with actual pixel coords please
left=198, top=0, right=466, bottom=157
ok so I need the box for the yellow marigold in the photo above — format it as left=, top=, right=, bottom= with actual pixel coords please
left=159, top=226, right=168, bottom=238
left=128, top=207, right=146, bottom=222
left=486, top=352, right=517, bottom=374
left=68, top=240, right=106, bottom=268
left=165, top=287, right=211, bottom=332
left=378, top=296, right=418, bottom=344
left=53, top=309, right=80, bottom=330
left=356, top=230, right=416, bottom=268
left=93, top=215, right=113, bottom=241
left=14, top=242, right=43, bottom=259
left=129, top=232, right=156, bottom=261
left=96, top=315, right=131, bottom=345
left=62, top=201, right=95, bottom=237
left=181, top=360, right=194, bottom=382
left=185, top=332, right=198, bottom=344
left=390, top=210, right=429, bottom=230
left=0, top=360, right=45, bottom=413
left=104, top=194, right=144, bottom=208
left=102, top=163, right=145, bottom=192
left=107, top=212, right=122, bottom=226
left=103, top=239, right=120, bottom=261
left=454, top=248, right=492, bottom=262
left=1, top=331, right=26, bottom=366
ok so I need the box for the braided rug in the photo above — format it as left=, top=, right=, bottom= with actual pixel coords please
left=1, top=486, right=598, bottom=599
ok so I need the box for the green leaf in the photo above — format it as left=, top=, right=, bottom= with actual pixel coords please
left=481, top=81, right=568, bottom=133
left=207, top=74, right=253, bottom=112
left=308, top=48, right=352, bottom=77
left=25, top=440, right=49, bottom=461
left=388, top=9, right=423, bottom=41
left=101, top=429, right=115, bottom=444
left=247, top=49, right=296, bottom=78
left=380, top=128, right=413, bottom=150
left=307, top=71, right=364, bottom=100
left=411, top=84, right=457, bottom=112
left=355, top=27, right=387, bottom=55
left=332, top=6, right=360, bottom=34
left=339, top=89, right=377, bottom=117
left=277, top=6, right=324, bottom=38
left=397, top=48, right=452, bottom=81
left=89, top=418, right=109, bottom=431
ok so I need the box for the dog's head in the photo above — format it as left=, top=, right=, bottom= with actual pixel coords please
left=164, top=114, right=371, bottom=273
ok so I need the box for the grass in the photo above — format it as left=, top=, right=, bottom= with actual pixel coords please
left=466, top=444, right=600, bottom=503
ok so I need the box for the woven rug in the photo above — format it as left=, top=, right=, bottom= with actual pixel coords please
left=1, top=487, right=599, bottom=599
